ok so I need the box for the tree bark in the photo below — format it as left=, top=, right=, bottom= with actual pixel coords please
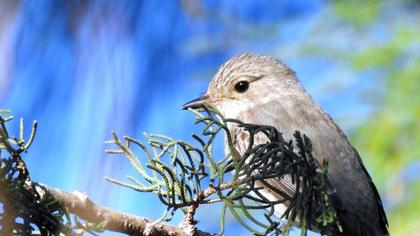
left=33, top=183, right=213, bottom=236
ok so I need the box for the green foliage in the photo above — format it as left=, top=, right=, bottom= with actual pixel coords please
left=0, top=110, right=103, bottom=236
left=299, top=2, right=420, bottom=234
left=107, top=106, right=341, bottom=235
left=350, top=30, right=420, bottom=70
left=351, top=55, right=420, bottom=235
left=353, top=58, right=420, bottom=181
left=329, top=2, right=420, bottom=235
left=332, top=0, right=380, bottom=25
left=0, top=110, right=64, bottom=235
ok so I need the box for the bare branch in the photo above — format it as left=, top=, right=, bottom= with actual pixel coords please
left=34, top=183, right=213, bottom=236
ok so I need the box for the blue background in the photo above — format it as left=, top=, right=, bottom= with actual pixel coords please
left=1, top=0, right=419, bottom=235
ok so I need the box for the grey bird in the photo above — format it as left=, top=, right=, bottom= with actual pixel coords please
left=182, top=53, right=388, bottom=236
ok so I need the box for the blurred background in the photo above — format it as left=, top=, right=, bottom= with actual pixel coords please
left=0, top=0, right=419, bottom=235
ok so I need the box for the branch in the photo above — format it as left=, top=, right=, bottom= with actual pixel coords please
left=106, top=106, right=340, bottom=235
left=1, top=108, right=340, bottom=235
left=33, top=182, right=213, bottom=236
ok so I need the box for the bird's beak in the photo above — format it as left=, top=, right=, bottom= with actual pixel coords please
left=181, top=94, right=209, bottom=110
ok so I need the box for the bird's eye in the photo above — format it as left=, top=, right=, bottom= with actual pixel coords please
left=234, top=81, right=249, bottom=93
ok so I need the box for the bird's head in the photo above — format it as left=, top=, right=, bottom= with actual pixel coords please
left=182, top=53, right=300, bottom=119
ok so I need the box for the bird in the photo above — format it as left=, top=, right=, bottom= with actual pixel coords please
left=181, top=53, right=389, bottom=236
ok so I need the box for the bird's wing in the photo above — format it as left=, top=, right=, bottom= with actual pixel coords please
left=233, top=130, right=297, bottom=204
left=233, top=128, right=337, bottom=216
left=352, top=147, right=389, bottom=233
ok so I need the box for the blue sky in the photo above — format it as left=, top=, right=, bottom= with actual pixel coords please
left=0, top=0, right=413, bottom=235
